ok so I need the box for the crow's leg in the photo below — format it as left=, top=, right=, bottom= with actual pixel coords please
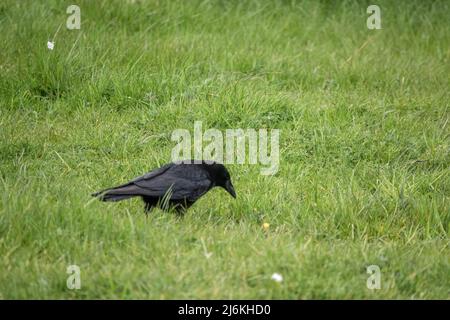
left=174, top=205, right=187, bottom=216
left=144, top=203, right=154, bottom=213
left=142, top=197, right=156, bottom=214
left=173, top=200, right=194, bottom=216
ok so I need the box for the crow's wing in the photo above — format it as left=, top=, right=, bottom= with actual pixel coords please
left=133, top=164, right=213, bottom=201
left=123, top=162, right=174, bottom=185
left=95, top=162, right=174, bottom=194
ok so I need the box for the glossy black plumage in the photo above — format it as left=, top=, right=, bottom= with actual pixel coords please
left=92, top=160, right=236, bottom=213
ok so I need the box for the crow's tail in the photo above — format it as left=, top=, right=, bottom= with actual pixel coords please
left=91, top=184, right=142, bottom=202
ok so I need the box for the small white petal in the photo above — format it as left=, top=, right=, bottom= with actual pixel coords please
left=271, top=273, right=283, bottom=283
left=47, top=41, right=54, bottom=50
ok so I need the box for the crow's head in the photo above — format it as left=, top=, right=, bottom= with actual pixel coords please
left=202, top=161, right=236, bottom=198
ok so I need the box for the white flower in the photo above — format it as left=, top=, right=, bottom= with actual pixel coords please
left=271, top=273, right=283, bottom=283
left=47, top=41, right=54, bottom=50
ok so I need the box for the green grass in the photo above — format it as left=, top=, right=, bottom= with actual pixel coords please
left=0, top=0, right=449, bottom=299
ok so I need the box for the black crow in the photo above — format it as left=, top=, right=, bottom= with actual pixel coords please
left=92, top=160, right=236, bottom=213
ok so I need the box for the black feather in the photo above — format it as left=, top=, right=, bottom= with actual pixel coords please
left=92, top=160, right=236, bottom=213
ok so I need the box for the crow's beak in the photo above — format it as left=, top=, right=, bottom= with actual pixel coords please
left=224, top=180, right=236, bottom=198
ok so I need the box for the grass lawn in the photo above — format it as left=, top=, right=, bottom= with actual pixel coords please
left=0, top=0, right=449, bottom=299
